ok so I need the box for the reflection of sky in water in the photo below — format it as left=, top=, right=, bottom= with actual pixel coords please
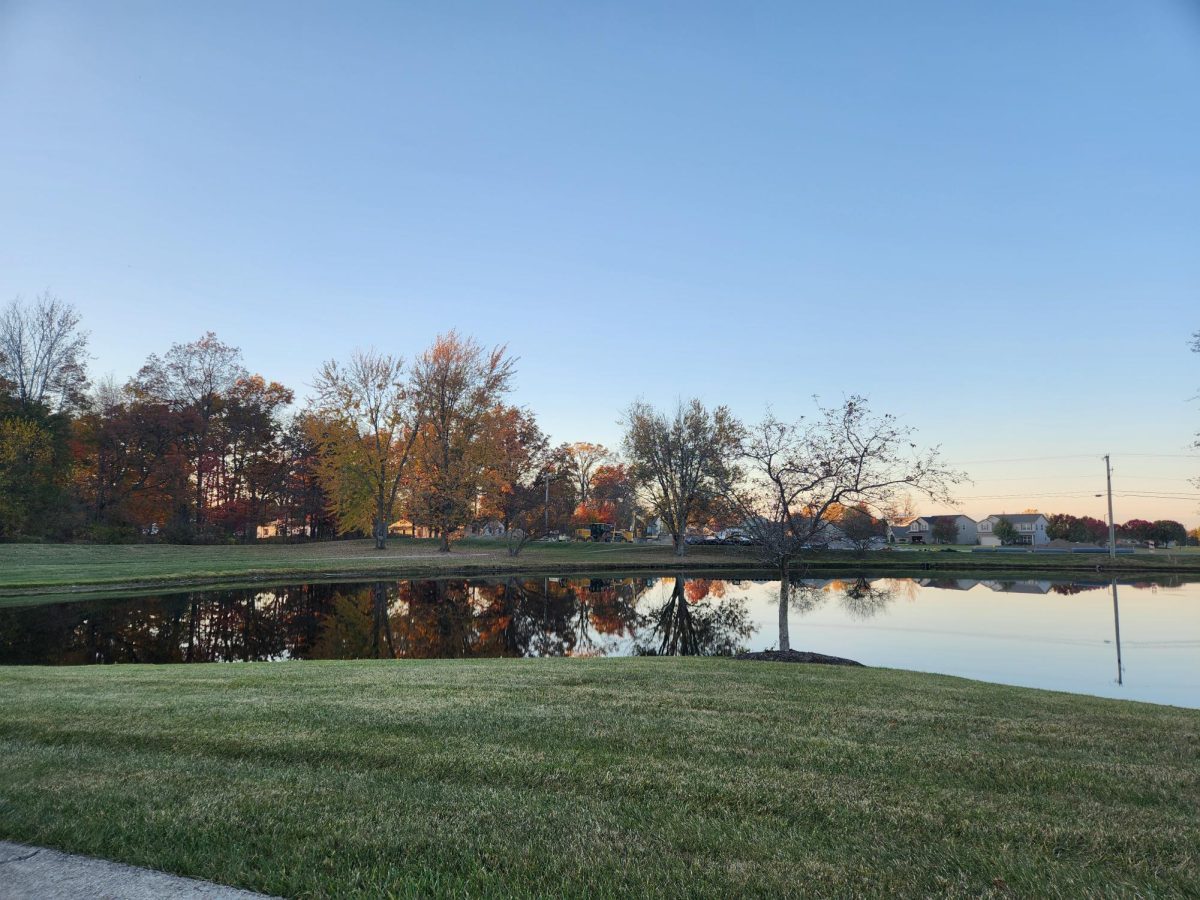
left=701, top=578, right=1199, bottom=709
left=1, top=577, right=1196, bottom=708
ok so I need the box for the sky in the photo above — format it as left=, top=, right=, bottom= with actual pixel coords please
left=2, top=0, right=1199, bottom=526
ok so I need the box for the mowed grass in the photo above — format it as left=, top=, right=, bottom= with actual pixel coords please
left=0, top=539, right=756, bottom=595
left=4, top=539, right=1200, bottom=597
left=0, top=659, right=1197, bottom=898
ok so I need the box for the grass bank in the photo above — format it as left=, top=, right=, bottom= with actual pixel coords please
left=3, top=540, right=1200, bottom=598
left=0, top=659, right=1196, bottom=897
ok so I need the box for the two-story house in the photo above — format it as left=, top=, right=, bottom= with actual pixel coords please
left=887, top=517, right=917, bottom=544
left=906, top=515, right=978, bottom=545
left=977, top=513, right=1049, bottom=547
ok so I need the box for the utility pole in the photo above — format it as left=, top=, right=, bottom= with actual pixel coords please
left=1104, top=454, right=1116, bottom=560
left=1111, top=578, right=1124, bottom=686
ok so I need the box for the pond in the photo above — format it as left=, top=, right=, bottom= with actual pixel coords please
left=1, top=574, right=1197, bottom=708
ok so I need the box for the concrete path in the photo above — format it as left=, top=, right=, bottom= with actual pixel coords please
left=0, top=841, right=274, bottom=899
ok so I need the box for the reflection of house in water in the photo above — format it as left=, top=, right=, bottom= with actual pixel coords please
left=917, top=578, right=980, bottom=591
left=980, top=580, right=1054, bottom=594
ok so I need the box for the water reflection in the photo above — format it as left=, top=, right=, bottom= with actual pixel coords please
left=2, top=575, right=1196, bottom=708
left=634, top=577, right=753, bottom=656
left=0, top=576, right=749, bottom=665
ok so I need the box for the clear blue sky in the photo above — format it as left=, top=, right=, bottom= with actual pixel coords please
left=2, top=0, right=1198, bottom=524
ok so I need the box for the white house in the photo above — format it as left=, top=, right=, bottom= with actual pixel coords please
left=978, top=513, right=1049, bottom=547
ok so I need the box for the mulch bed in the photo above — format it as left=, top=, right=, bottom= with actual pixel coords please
left=733, top=649, right=864, bottom=666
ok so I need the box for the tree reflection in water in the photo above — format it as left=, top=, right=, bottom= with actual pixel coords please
left=0, top=575, right=754, bottom=665
left=836, top=577, right=897, bottom=620
left=634, top=576, right=753, bottom=656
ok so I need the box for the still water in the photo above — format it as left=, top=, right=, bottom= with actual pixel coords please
left=1, top=574, right=1196, bottom=708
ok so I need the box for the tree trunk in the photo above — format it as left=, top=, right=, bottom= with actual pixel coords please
left=373, top=517, right=387, bottom=550
left=778, top=564, right=791, bottom=653
left=439, top=531, right=451, bottom=553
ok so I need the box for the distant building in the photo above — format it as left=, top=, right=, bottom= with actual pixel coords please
left=906, top=515, right=978, bottom=545
left=978, top=513, right=1049, bottom=547
left=887, top=517, right=918, bottom=544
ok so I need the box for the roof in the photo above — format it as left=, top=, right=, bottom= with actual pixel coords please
left=984, top=513, right=1046, bottom=523
left=917, top=514, right=975, bottom=525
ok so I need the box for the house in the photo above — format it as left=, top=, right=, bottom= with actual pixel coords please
left=887, top=517, right=918, bottom=544
left=389, top=519, right=438, bottom=538
left=905, top=515, right=977, bottom=545
left=977, top=513, right=1049, bottom=547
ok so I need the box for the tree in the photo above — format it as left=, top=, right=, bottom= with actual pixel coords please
left=0, top=417, right=59, bottom=538
left=839, top=504, right=885, bottom=555
left=1046, top=513, right=1109, bottom=544
left=930, top=516, right=959, bottom=545
left=309, top=349, right=423, bottom=549
left=724, top=397, right=960, bottom=652
left=591, top=462, right=641, bottom=533
left=410, top=332, right=515, bottom=552
left=565, top=442, right=610, bottom=504
left=132, top=333, right=248, bottom=528
left=1119, top=518, right=1155, bottom=543
left=622, top=398, right=742, bottom=556
left=216, top=376, right=294, bottom=539
left=71, top=383, right=190, bottom=531
left=1149, top=520, right=1186, bottom=547
left=0, top=292, right=89, bottom=411
left=278, top=414, right=335, bottom=539
left=993, top=517, right=1019, bottom=546
left=478, top=405, right=548, bottom=532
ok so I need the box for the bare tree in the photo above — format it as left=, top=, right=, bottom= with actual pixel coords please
left=0, top=292, right=89, bottom=410
left=724, top=397, right=962, bottom=651
left=309, top=349, right=422, bottom=549
left=622, top=398, right=743, bottom=556
left=566, top=442, right=609, bottom=504
left=410, top=332, right=516, bottom=552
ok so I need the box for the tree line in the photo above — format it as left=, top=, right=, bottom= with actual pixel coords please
left=3, top=293, right=1195, bottom=564
left=0, top=295, right=634, bottom=545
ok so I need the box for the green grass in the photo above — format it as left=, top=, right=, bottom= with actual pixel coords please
left=1, top=659, right=1196, bottom=897
left=3, top=539, right=1200, bottom=598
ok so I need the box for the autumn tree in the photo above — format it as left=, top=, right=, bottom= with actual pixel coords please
left=724, top=397, right=960, bottom=652
left=622, top=398, right=743, bottom=556
left=1046, top=513, right=1109, bottom=544
left=0, top=415, right=60, bottom=538
left=410, top=332, right=515, bottom=552
left=566, top=442, right=610, bottom=504
left=591, top=463, right=640, bottom=531
left=478, top=405, right=548, bottom=531
left=309, top=349, right=422, bottom=549
left=71, top=381, right=190, bottom=531
left=214, top=376, right=294, bottom=538
left=0, top=292, right=90, bottom=411
left=132, top=333, right=248, bottom=528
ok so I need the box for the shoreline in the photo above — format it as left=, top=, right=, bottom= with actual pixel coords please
left=3, top=544, right=1199, bottom=603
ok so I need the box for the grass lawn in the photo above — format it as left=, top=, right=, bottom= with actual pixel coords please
left=0, top=659, right=1196, bottom=897
left=3, top=539, right=1200, bottom=598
